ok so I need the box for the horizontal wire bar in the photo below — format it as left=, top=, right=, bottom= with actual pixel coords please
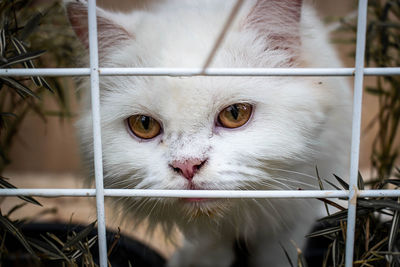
left=1, top=67, right=400, bottom=77
left=100, top=67, right=355, bottom=76
left=0, top=68, right=91, bottom=76
left=364, top=67, right=400, bottom=76
left=0, top=188, right=399, bottom=198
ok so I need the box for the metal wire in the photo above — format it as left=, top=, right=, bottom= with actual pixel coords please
left=87, top=0, right=108, bottom=266
left=1, top=67, right=400, bottom=77
left=1, top=188, right=400, bottom=198
left=345, top=0, right=368, bottom=265
left=0, top=0, right=398, bottom=266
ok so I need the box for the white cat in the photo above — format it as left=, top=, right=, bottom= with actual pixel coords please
left=66, top=0, right=352, bottom=266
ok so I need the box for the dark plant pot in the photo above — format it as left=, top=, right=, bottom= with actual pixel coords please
left=2, top=222, right=166, bottom=267
left=2, top=222, right=329, bottom=267
left=231, top=223, right=331, bottom=267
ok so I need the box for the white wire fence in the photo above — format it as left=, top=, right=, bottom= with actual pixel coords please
left=1, top=0, right=400, bottom=266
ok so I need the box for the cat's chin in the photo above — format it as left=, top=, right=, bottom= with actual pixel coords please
left=180, top=197, right=210, bottom=203
left=177, top=198, right=232, bottom=220
left=180, top=198, right=215, bottom=204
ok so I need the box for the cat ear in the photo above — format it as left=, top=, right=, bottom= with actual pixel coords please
left=244, top=0, right=302, bottom=61
left=65, top=0, right=131, bottom=52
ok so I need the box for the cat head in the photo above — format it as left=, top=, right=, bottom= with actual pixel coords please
left=66, top=0, right=343, bottom=230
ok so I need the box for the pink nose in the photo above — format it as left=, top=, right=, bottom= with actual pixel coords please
left=170, top=158, right=207, bottom=180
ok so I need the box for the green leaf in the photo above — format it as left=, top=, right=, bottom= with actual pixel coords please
left=28, top=237, right=65, bottom=260
left=0, top=215, right=36, bottom=256
left=0, top=176, right=42, bottom=206
left=0, top=28, right=5, bottom=57
left=0, top=76, right=39, bottom=99
left=358, top=199, right=400, bottom=211
left=333, top=174, right=349, bottom=190
left=317, top=198, right=346, bottom=211
left=279, top=243, right=294, bottom=267
left=11, top=37, right=28, bottom=54
left=5, top=202, right=27, bottom=217
left=358, top=171, right=365, bottom=190
left=297, top=248, right=308, bottom=267
left=10, top=37, right=43, bottom=87
left=366, top=86, right=386, bottom=96
left=316, top=166, right=330, bottom=216
left=38, top=76, right=54, bottom=93
left=382, top=179, right=400, bottom=186
left=19, top=12, right=43, bottom=41
left=41, top=234, right=71, bottom=263
left=388, top=199, right=400, bottom=260
left=318, top=208, right=371, bottom=223
left=0, top=112, right=17, bottom=117
left=0, top=146, right=10, bottom=164
left=323, top=179, right=342, bottom=190
left=63, top=221, right=96, bottom=249
left=46, top=232, right=65, bottom=247
left=306, top=226, right=342, bottom=238
left=0, top=50, right=46, bottom=68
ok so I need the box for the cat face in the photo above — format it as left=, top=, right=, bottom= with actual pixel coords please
left=68, top=0, right=347, bottom=226
left=97, top=74, right=321, bottom=190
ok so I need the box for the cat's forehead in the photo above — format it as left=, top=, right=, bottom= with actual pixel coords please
left=106, top=75, right=259, bottom=107
left=107, top=1, right=268, bottom=69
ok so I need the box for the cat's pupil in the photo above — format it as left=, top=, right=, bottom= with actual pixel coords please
left=141, top=116, right=150, bottom=130
left=230, top=105, right=239, bottom=120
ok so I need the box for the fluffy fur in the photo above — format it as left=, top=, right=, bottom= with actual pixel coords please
left=66, top=0, right=352, bottom=266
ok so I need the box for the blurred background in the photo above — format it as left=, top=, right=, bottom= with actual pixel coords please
left=1, top=0, right=399, bottom=260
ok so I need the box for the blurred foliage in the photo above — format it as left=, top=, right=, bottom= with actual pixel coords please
left=309, top=171, right=400, bottom=267
left=307, top=2, right=400, bottom=265
left=0, top=0, right=97, bottom=265
left=338, top=0, right=400, bottom=185
left=0, top=190, right=98, bottom=266
left=0, top=0, right=80, bottom=173
left=364, top=0, right=400, bottom=185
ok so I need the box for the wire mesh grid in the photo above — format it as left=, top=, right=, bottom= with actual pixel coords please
left=1, top=0, right=400, bottom=266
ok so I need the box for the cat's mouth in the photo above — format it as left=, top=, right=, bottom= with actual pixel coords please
left=181, top=197, right=210, bottom=203
left=179, top=195, right=229, bottom=219
left=180, top=182, right=212, bottom=203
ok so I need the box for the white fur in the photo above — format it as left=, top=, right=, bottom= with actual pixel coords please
left=68, top=0, right=352, bottom=266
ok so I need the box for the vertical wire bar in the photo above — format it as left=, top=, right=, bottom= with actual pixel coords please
left=87, top=0, right=108, bottom=266
left=345, top=0, right=368, bottom=266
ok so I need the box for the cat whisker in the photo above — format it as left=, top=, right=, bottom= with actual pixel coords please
left=264, top=199, right=290, bottom=229
left=128, top=197, right=151, bottom=213
left=224, top=166, right=321, bottom=190
left=248, top=198, right=283, bottom=229
left=271, top=177, right=319, bottom=189
left=261, top=166, right=319, bottom=180
left=249, top=174, right=294, bottom=190
left=217, top=169, right=295, bottom=190
left=147, top=198, right=163, bottom=221
left=245, top=180, right=286, bottom=190
left=228, top=166, right=317, bottom=183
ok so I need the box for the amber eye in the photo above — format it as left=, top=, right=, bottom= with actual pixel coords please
left=127, top=115, right=161, bottom=139
left=218, top=103, right=252, bottom=128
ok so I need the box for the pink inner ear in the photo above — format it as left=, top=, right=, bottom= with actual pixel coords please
left=66, top=2, right=131, bottom=51
left=244, top=0, right=302, bottom=59
left=248, top=0, right=302, bottom=24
